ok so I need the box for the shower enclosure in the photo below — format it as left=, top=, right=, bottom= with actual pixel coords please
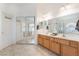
left=16, top=16, right=35, bottom=44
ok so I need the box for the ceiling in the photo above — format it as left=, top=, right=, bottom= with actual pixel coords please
left=37, top=3, right=69, bottom=17
left=3, top=3, right=69, bottom=16
left=2, top=3, right=79, bottom=22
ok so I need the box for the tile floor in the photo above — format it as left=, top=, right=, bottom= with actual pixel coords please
left=0, top=44, right=57, bottom=56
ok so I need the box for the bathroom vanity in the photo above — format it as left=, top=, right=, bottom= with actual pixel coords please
left=37, top=34, right=79, bottom=56
left=37, top=13, right=79, bottom=56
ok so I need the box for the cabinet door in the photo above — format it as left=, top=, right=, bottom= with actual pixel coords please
left=78, top=48, right=79, bottom=56
left=50, top=40, right=61, bottom=55
left=38, top=36, right=44, bottom=45
left=77, top=43, right=79, bottom=56
left=43, top=38, right=50, bottom=49
left=38, top=37, right=42, bottom=44
left=61, top=45, right=77, bottom=56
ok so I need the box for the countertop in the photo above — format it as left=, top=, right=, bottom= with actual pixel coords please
left=38, top=33, right=79, bottom=42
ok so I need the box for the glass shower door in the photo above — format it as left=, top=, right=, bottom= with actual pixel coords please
left=26, top=23, right=35, bottom=43
left=22, top=16, right=35, bottom=44
left=16, top=16, right=35, bottom=44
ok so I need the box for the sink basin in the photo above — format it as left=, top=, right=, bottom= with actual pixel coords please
left=50, top=33, right=58, bottom=36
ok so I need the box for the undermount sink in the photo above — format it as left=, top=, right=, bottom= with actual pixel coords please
left=50, top=33, right=58, bottom=36
left=50, top=33, right=63, bottom=37
left=47, top=32, right=79, bottom=40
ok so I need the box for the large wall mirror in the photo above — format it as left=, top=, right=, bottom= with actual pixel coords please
left=37, top=21, right=48, bottom=30
left=48, top=13, right=79, bottom=35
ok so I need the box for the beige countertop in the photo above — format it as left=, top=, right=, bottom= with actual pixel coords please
left=38, top=33, right=79, bottom=42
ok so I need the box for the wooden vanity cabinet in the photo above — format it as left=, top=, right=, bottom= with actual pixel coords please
left=60, top=40, right=78, bottom=56
left=37, top=34, right=79, bottom=56
left=38, top=35, right=50, bottom=49
left=50, top=38, right=61, bottom=55
left=61, top=44, right=77, bottom=56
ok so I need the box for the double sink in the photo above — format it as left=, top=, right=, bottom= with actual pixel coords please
left=45, top=33, right=79, bottom=42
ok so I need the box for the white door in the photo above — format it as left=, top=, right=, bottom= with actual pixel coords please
left=16, top=21, right=22, bottom=41
left=2, top=17, right=13, bottom=47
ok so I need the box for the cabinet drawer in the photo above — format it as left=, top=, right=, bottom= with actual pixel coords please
left=59, top=39, right=69, bottom=45
left=54, top=38, right=59, bottom=43
left=42, top=35, right=49, bottom=39
left=70, top=41, right=78, bottom=48
left=50, top=37, right=59, bottom=42
left=50, top=37, right=55, bottom=41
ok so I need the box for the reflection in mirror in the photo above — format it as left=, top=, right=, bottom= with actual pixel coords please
left=37, top=25, right=39, bottom=30
left=48, top=13, right=79, bottom=35
left=75, top=20, right=79, bottom=31
left=46, top=26, right=49, bottom=30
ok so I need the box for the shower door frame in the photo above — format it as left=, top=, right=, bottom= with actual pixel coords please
left=16, top=16, right=36, bottom=44
left=24, top=16, right=35, bottom=43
